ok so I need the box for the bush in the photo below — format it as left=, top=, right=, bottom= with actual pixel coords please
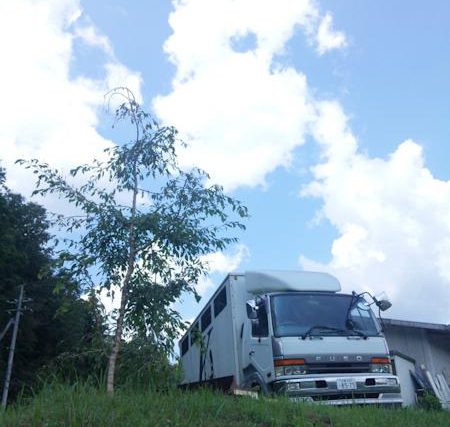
left=115, top=338, right=182, bottom=391
left=418, top=392, right=442, bottom=411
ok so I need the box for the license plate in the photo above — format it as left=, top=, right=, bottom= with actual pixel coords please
left=289, top=397, right=313, bottom=403
left=336, top=378, right=357, bottom=390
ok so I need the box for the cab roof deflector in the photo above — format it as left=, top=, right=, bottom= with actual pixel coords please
left=244, top=270, right=341, bottom=294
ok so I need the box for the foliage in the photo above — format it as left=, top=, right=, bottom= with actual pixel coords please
left=1, top=382, right=449, bottom=427
left=0, top=166, right=5, bottom=187
left=38, top=291, right=108, bottom=386
left=418, top=392, right=442, bottom=411
left=17, top=88, right=249, bottom=392
left=115, top=338, right=182, bottom=391
left=0, top=180, right=50, bottom=289
left=42, top=334, right=181, bottom=392
left=0, top=167, right=105, bottom=398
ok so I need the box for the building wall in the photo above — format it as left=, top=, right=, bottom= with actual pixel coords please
left=392, top=354, right=417, bottom=407
left=384, top=325, right=450, bottom=384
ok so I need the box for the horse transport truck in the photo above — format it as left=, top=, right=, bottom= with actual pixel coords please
left=178, top=270, right=402, bottom=406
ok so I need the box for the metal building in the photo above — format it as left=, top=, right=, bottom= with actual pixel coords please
left=383, top=318, right=450, bottom=381
left=383, top=318, right=450, bottom=407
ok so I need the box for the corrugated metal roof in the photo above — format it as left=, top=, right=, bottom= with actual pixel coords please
left=383, top=318, right=450, bottom=332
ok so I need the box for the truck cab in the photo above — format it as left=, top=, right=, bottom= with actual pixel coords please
left=240, top=271, right=402, bottom=405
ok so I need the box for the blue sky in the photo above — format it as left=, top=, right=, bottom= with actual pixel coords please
left=1, top=0, right=449, bottom=324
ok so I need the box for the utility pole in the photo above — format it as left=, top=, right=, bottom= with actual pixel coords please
left=1, top=285, right=24, bottom=408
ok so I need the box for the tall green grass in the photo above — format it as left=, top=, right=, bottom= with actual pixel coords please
left=1, top=382, right=448, bottom=427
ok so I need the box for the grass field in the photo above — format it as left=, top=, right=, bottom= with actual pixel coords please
left=0, top=383, right=449, bottom=427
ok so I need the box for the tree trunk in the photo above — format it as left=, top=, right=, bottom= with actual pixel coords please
left=106, top=100, right=140, bottom=395
left=106, top=163, right=139, bottom=395
left=106, top=276, right=131, bottom=395
left=106, top=229, right=137, bottom=394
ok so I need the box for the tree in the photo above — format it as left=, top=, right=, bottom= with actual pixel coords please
left=0, top=166, right=105, bottom=398
left=18, top=88, right=248, bottom=394
left=0, top=167, right=5, bottom=187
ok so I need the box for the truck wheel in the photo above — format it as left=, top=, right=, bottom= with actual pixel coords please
left=242, top=373, right=269, bottom=395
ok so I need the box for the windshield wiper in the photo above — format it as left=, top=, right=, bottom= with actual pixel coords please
left=301, top=325, right=350, bottom=340
left=347, top=328, right=368, bottom=339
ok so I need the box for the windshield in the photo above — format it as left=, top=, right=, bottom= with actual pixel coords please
left=271, top=293, right=380, bottom=337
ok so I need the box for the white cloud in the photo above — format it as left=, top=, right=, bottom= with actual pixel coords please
left=201, top=243, right=250, bottom=273
left=104, top=63, right=143, bottom=105
left=196, top=244, right=250, bottom=295
left=0, top=0, right=142, bottom=206
left=316, top=13, right=347, bottom=55
left=300, top=101, right=450, bottom=323
left=155, top=0, right=450, bottom=324
left=74, top=22, right=113, bottom=55
left=154, top=0, right=346, bottom=190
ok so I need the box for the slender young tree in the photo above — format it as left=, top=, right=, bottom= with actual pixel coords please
left=18, top=88, right=248, bottom=394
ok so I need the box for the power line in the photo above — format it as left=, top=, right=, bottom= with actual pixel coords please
left=0, top=319, right=14, bottom=344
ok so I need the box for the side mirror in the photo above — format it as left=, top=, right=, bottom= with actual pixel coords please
left=375, top=298, right=392, bottom=311
left=246, top=301, right=258, bottom=319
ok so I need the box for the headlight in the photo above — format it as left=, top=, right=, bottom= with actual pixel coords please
left=274, top=359, right=307, bottom=377
left=375, top=378, right=397, bottom=386
left=370, top=357, right=392, bottom=374
left=286, top=382, right=301, bottom=392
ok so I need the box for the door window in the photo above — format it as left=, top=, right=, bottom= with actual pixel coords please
left=252, top=303, right=268, bottom=337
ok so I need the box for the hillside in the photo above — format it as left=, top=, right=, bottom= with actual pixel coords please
left=1, top=383, right=448, bottom=427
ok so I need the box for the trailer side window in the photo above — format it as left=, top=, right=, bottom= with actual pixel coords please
left=181, top=336, right=189, bottom=356
left=252, top=304, right=269, bottom=337
left=214, top=287, right=227, bottom=317
left=201, top=306, right=212, bottom=332
left=190, top=322, right=199, bottom=345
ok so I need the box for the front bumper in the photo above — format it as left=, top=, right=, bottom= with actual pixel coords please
left=272, top=373, right=402, bottom=406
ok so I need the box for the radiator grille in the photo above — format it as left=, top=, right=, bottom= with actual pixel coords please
left=308, top=363, right=370, bottom=374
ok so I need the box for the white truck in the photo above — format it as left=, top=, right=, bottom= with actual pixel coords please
left=179, top=270, right=402, bottom=406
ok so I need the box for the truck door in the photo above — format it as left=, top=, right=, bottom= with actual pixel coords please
left=242, top=301, right=274, bottom=389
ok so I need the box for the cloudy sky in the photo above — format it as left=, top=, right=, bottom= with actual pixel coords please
left=1, top=0, right=449, bottom=324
